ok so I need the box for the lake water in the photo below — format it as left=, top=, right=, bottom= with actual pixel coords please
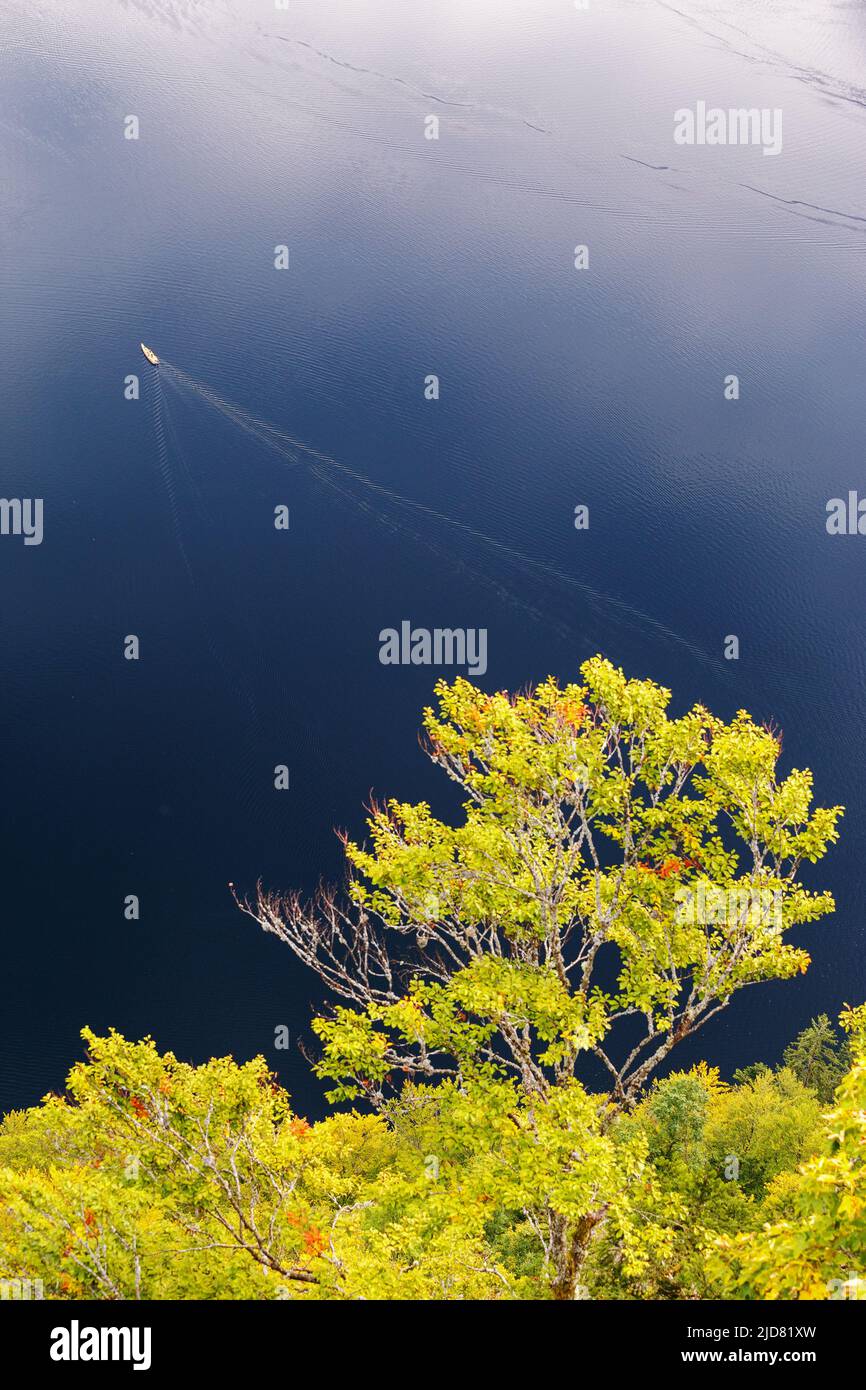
left=3, top=0, right=866, bottom=1115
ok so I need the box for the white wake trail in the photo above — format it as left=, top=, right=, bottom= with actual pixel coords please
left=159, top=358, right=725, bottom=673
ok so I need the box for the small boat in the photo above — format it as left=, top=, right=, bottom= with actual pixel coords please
left=140, top=343, right=159, bottom=365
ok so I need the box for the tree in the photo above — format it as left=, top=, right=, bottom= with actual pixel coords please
left=0, top=1031, right=399, bottom=1300
left=782, top=1013, right=851, bottom=1103
left=0, top=1031, right=628, bottom=1300
left=0, top=1020, right=837, bottom=1300
left=584, top=1058, right=822, bottom=1300
left=238, top=656, right=842, bottom=1297
left=704, top=1068, right=822, bottom=1199
left=586, top=1064, right=753, bottom=1300
left=712, top=1006, right=866, bottom=1299
left=734, top=1013, right=851, bottom=1101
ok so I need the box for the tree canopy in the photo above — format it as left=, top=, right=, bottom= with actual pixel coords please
left=713, top=1006, right=866, bottom=1300
left=0, top=659, right=852, bottom=1301
left=237, top=657, right=842, bottom=1296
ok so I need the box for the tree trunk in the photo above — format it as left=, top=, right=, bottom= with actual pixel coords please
left=549, top=1208, right=605, bottom=1300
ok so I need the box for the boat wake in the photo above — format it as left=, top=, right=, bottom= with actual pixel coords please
left=154, top=356, right=724, bottom=677
left=145, top=358, right=261, bottom=732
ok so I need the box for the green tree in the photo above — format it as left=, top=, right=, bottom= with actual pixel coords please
left=782, top=1013, right=851, bottom=1103
left=0, top=1016, right=849, bottom=1299
left=584, top=1058, right=822, bottom=1300
left=704, top=1067, right=822, bottom=1198
left=238, top=656, right=842, bottom=1297
left=0, top=1032, right=400, bottom=1300
left=734, top=1013, right=851, bottom=1101
left=713, top=1006, right=866, bottom=1299
left=586, top=1064, right=752, bottom=1299
left=2, top=1031, right=578, bottom=1299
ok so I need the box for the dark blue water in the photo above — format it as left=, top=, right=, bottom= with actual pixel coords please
left=3, top=0, right=866, bottom=1116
